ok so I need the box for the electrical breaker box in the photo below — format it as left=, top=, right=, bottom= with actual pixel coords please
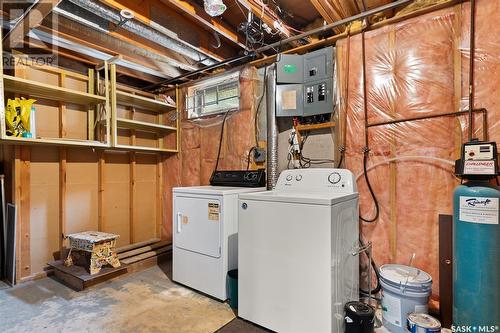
left=275, top=47, right=335, bottom=117
left=303, top=47, right=333, bottom=83
left=276, top=54, right=303, bottom=84
left=303, top=79, right=333, bottom=116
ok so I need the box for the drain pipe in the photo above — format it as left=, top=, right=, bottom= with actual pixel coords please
left=266, top=64, right=279, bottom=189
left=67, top=0, right=217, bottom=67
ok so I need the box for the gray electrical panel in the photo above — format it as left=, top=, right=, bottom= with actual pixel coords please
left=303, top=79, right=333, bottom=116
left=303, top=47, right=333, bottom=83
left=276, top=54, right=303, bottom=84
left=276, top=84, right=303, bottom=117
left=275, top=46, right=335, bottom=117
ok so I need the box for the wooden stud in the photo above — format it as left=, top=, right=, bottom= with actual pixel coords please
left=158, top=111, right=164, bottom=150
left=453, top=4, right=463, bottom=159
left=88, top=68, right=95, bottom=141
left=59, top=148, right=67, bottom=254
left=13, top=147, right=21, bottom=282
left=129, top=151, right=136, bottom=244
left=176, top=85, right=181, bottom=153
left=59, top=73, right=67, bottom=138
left=388, top=29, right=398, bottom=261
left=98, top=151, right=105, bottom=232
left=19, top=146, right=31, bottom=280
left=104, top=61, right=111, bottom=145
left=156, top=155, right=163, bottom=239
left=110, top=63, right=118, bottom=147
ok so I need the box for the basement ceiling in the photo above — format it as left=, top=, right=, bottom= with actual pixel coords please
left=1, top=0, right=441, bottom=88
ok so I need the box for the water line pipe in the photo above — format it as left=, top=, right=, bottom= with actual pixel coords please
left=468, top=0, right=476, bottom=141
left=355, top=155, right=456, bottom=181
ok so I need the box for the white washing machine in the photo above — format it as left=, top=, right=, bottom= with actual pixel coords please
left=238, top=169, right=359, bottom=333
left=173, top=186, right=265, bottom=300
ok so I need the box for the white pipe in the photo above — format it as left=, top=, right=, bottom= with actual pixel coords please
left=355, top=155, right=455, bottom=181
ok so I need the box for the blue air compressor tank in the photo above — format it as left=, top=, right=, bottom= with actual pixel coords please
left=453, top=181, right=500, bottom=326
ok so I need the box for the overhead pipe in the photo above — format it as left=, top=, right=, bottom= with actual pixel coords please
left=147, top=0, right=413, bottom=90
left=67, top=0, right=217, bottom=67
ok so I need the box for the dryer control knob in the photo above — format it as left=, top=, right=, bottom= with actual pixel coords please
left=295, top=174, right=303, bottom=181
left=328, top=172, right=341, bottom=184
left=286, top=175, right=293, bottom=181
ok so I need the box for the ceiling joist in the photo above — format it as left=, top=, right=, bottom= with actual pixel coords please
left=159, top=0, right=248, bottom=50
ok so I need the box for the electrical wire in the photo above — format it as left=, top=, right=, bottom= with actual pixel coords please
left=246, top=146, right=257, bottom=170
left=213, top=110, right=231, bottom=173
left=359, top=22, right=380, bottom=223
left=287, top=131, right=335, bottom=169
left=359, top=150, right=380, bottom=223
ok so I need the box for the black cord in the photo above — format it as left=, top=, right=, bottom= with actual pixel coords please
left=359, top=21, right=380, bottom=223
left=246, top=146, right=256, bottom=170
left=213, top=110, right=231, bottom=173
left=359, top=149, right=380, bottom=223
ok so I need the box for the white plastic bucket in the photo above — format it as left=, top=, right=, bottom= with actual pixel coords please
left=379, top=264, right=432, bottom=333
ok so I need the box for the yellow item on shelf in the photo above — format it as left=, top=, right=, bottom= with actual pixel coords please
left=5, top=98, right=36, bottom=137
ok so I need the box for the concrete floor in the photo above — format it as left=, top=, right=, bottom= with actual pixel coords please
left=0, top=262, right=450, bottom=333
left=0, top=261, right=236, bottom=333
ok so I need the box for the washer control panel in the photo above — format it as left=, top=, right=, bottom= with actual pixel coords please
left=276, top=168, right=357, bottom=193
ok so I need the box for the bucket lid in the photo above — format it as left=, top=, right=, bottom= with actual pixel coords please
left=407, top=313, right=441, bottom=329
left=379, top=264, right=432, bottom=289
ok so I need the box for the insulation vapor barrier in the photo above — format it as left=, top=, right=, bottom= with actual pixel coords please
left=163, top=67, right=260, bottom=239
left=336, top=0, right=500, bottom=303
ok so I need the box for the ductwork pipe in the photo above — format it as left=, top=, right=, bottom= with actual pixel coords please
left=266, top=64, right=278, bottom=190
left=67, top=0, right=217, bottom=67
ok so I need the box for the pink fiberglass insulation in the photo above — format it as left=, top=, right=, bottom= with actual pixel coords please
left=337, top=0, right=500, bottom=301
left=163, top=67, right=259, bottom=239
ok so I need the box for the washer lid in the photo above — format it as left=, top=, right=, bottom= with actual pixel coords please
left=173, top=186, right=266, bottom=195
left=239, top=190, right=358, bottom=205
left=379, top=264, right=432, bottom=287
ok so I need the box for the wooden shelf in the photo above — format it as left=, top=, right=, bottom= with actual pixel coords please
left=295, top=121, right=336, bottom=132
left=114, top=144, right=177, bottom=153
left=3, top=75, right=106, bottom=105
left=116, top=118, right=177, bottom=133
left=1, top=136, right=109, bottom=148
left=116, top=90, right=175, bottom=112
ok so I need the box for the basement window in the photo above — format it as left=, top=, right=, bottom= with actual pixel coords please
left=186, top=71, right=240, bottom=119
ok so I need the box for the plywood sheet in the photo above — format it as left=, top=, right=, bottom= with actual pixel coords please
left=135, top=131, right=157, bottom=148
left=65, top=104, right=88, bottom=140
left=32, top=99, right=60, bottom=139
left=103, top=152, right=130, bottom=247
left=29, top=147, right=59, bottom=274
left=65, top=149, right=98, bottom=234
left=134, top=154, right=157, bottom=242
